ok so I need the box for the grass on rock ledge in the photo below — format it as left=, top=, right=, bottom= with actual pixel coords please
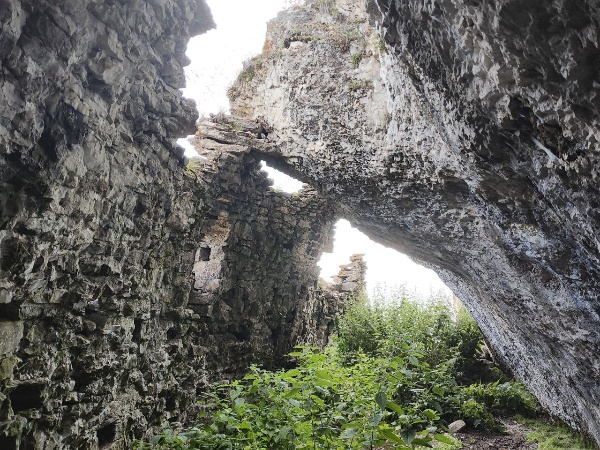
left=134, top=292, right=591, bottom=450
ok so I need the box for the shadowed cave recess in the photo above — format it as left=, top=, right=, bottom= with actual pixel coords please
left=1, top=0, right=600, bottom=448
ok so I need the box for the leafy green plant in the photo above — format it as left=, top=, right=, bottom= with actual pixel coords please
left=333, top=28, right=363, bottom=52
left=135, top=346, right=460, bottom=449
left=336, top=296, right=539, bottom=431
left=351, top=51, right=363, bottom=68
left=348, top=79, right=373, bottom=91
left=185, top=157, right=203, bottom=178
left=136, top=295, right=543, bottom=449
left=461, top=382, right=539, bottom=418
left=516, top=416, right=596, bottom=450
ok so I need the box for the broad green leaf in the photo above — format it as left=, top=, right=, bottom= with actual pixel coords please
left=378, top=429, right=404, bottom=444
left=229, top=389, right=240, bottom=401
left=315, top=379, right=333, bottom=388
left=375, top=391, right=387, bottom=410
left=282, top=369, right=301, bottom=379
left=400, top=429, right=416, bottom=446
left=368, top=411, right=384, bottom=427
left=340, top=427, right=358, bottom=439
left=432, top=386, right=444, bottom=396
left=386, top=401, right=404, bottom=415
left=314, top=370, right=333, bottom=381
left=237, top=421, right=252, bottom=430
left=431, top=400, right=443, bottom=413
left=278, top=425, right=292, bottom=440
left=411, top=436, right=433, bottom=447
left=422, top=409, right=439, bottom=420
left=434, top=434, right=457, bottom=444
left=408, top=356, right=419, bottom=366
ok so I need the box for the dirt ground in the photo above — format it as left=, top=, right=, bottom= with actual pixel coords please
left=455, top=417, right=537, bottom=450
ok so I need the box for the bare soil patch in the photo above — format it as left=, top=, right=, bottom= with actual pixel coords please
left=455, top=417, right=537, bottom=450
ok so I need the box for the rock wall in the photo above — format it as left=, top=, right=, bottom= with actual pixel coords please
left=231, top=0, right=600, bottom=445
left=0, top=2, right=352, bottom=448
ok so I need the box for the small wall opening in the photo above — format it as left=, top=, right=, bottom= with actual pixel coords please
left=0, top=434, right=17, bottom=450
left=97, top=422, right=117, bottom=448
left=199, top=247, right=211, bottom=261
left=260, top=161, right=304, bottom=193
left=166, top=327, right=180, bottom=340
left=10, top=383, right=44, bottom=412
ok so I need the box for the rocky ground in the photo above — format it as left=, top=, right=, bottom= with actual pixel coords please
left=455, top=418, right=537, bottom=450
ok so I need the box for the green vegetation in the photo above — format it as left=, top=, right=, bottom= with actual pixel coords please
left=314, top=0, right=336, bottom=14
left=351, top=52, right=363, bottom=68
left=185, top=157, right=203, bottom=178
left=135, top=295, right=542, bottom=449
left=227, top=56, right=264, bottom=101
left=340, top=29, right=363, bottom=52
left=348, top=79, right=374, bottom=91
left=225, top=121, right=244, bottom=132
left=516, top=416, right=596, bottom=450
left=238, top=57, right=263, bottom=83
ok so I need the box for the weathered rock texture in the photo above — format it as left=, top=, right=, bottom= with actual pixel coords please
left=187, top=118, right=349, bottom=374
left=232, top=0, right=600, bottom=445
left=0, top=2, right=352, bottom=448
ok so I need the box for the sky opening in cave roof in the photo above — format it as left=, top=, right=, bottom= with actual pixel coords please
left=179, top=0, right=452, bottom=300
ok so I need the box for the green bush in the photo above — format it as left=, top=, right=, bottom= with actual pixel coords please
left=461, top=382, right=540, bottom=418
left=135, top=347, right=460, bottom=449
left=136, top=294, right=542, bottom=448
left=336, top=295, right=483, bottom=374
left=351, top=52, right=363, bottom=68
left=516, top=416, right=596, bottom=450
left=336, top=296, right=539, bottom=431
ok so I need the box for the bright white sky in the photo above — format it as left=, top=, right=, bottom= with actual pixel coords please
left=180, top=0, right=452, bottom=299
left=182, top=0, right=294, bottom=115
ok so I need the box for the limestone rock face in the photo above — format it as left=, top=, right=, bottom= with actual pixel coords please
left=231, top=0, right=600, bottom=444
left=0, top=2, right=351, bottom=448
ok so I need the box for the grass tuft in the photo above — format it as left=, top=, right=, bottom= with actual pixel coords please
left=516, top=416, right=596, bottom=450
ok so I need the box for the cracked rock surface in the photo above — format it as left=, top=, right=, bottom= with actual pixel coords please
left=231, top=0, right=600, bottom=445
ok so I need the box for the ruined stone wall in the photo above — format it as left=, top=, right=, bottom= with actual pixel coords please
left=186, top=119, right=341, bottom=377
left=0, top=2, right=349, bottom=448
left=306, top=254, right=367, bottom=344
left=231, top=0, right=600, bottom=445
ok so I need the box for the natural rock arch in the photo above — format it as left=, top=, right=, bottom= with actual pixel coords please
left=230, top=0, right=600, bottom=445
left=1, top=0, right=600, bottom=447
